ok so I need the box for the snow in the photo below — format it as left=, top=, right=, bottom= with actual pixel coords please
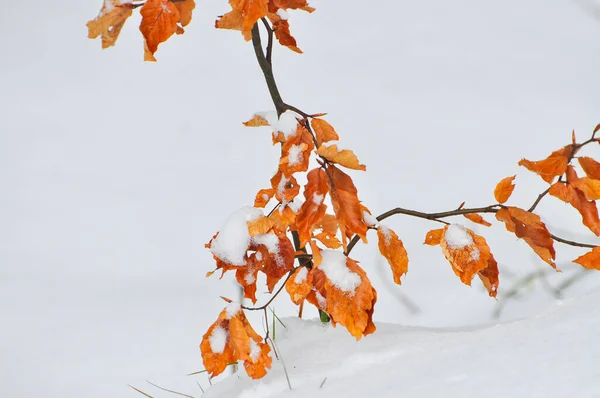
left=210, top=207, right=264, bottom=266
left=444, top=224, right=473, bottom=249
left=363, top=210, right=379, bottom=226
left=204, top=292, right=600, bottom=397
left=249, top=339, right=261, bottom=362
left=287, top=144, right=303, bottom=166
left=378, top=224, right=392, bottom=244
left=470, top=247, right=480, bottom=261
left=208, top=326, right=228, bottom=354
left=294, top=267, right=309, bottom=284
left=319, top=250, right=362, bottom=293
left=258, top=110, right=301, bottom=140
left=225, top=302, right=241, bottom=319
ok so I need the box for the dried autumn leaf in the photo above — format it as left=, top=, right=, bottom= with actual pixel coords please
left=247, top=216, right=274, bottom=237
left=496, top=207, right=556, bottom=268
left=570, top=177, right=600, bottom=201
left=578, top=157, right=600, bottom=180
left=279, top=125, right=314, bottom=176
left=549, top=181, right=600, bottom=236
left=518, top=146, right=571, bottom=184
left=140, top=0, right=180, bottom=59
left=87, top=1, right=133, bottom=49
left=317, top=144, right=366, bottom=171
left=478, top=254, right=499, bottom=298
left=243, top=114, right=271, bottom=127
left=424, top=228, right=444, bottom=246
left=463, top=213, right=492, bottom=227
left=269, top=205, right=297, bottom=230
left=311, top=118, right=340, bottom=147
left=494, top=175, right=516, bottom=204
left=254, top=231, right=295, bottom=292
left=174, top=0, right=195, bottom=27
left=328, top=165, right=369, bottom=247
left=236, top=262, right=258, bottom=303
left=295, top=168, right=330, bottom=247
left=377, top=226, right=409, bottom=285
left=270, top=171, right=300, bottom=203
left=285, top=266, right=313, bottom=304
left=200, top=318, right=236, bottom=378
left=318, top=252, right=377, bottom=339
left=243, top=340, right=272, bottom=379
left=272, top=0, right=315, bottom=11
left=216, top=0, right=269, bottom=39
left=440, top=224, right=493, bottom=285
left=313, top=231, right=342, bottom=249
left=573, top=247, right=600, bottom=270
left=269, top=17, right=302, bottom=53
left=254, top=188, right=274, bottom=208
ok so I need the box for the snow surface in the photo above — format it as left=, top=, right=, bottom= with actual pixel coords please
left=205, top=292, right=600, bottom=398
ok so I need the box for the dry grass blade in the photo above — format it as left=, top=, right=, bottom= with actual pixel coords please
left=128, top=385, right=155, bottom=398
left=146, top=380, right=196, bottom=398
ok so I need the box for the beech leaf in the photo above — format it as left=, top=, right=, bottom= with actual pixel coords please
left=518, top=146, right=571, bottom=184
left=140, top=0, right=180, bottom=59
left=494, top=175, right=516, bottom=204
left=377, top=226, right=409, bottom=284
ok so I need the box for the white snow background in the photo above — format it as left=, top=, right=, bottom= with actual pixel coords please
left=1, top=0, right=600, bottom=397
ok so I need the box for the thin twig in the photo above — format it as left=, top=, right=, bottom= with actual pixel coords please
left=260, top=18, right=274, bottom=64
left=550, top=234, right=598, bottom=249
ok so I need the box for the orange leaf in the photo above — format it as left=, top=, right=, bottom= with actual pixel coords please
left=478, top=253, right=499, bottom=298
left=272, top=0, right=315, bottom=11
left=140, top=0, right=180, bottom=58
left=254, top=231, right=295, bottom=292
left=243, top=340, right=272, bottom=379
left=424, top=228, right=444, bottom=246
left=216, top=0, right=269, bottom=39
left=279, top=126, right=314, bottom=176
left=318, top=252, right=377, bottom=339
left=463, top=213, right=492, bottom=227
left=174, top=0, right=195, bottom=27
left=377, top=226, right=409, bottom=285
left=295, top=168, right=330, bottom=247
left=200, top=318, right=236, bottom=378
left=269, top=17, right=302, bottom=53
left=518, top=145, right=571, bottom=184
left=270, top=171, right=300, bottom=203
left=254, top=188, right=274, bottom=208
left=311, top=118, right=340, bottom=147
left=579, top=157, right=600, bottom=180
left=285, top=266, right=313, bottom=304
left=549, top=181, right=600, bottom=236
left=236, top=263, right=258, bottom=303
left=494, top=175, right=516, bottom=204
left=573, top=247, right=600, bottom=270
left=328, top=165, right=369, bottom=247
left=570, top=177, right=600, bottom=201
left=496, top=207, right=557, bottom=268
left=247, top=216, right=274, bottom=237
left=317, top=144, right=366, bottom=171
left=87, top=1, right=133, bottom=49
left=440, top=224, right=493, bottom=286
left=313, top=231, right=342, bottom=249
left=269, top=205, right=297, bottom=230
left=243, top=114, right=271, bottom=127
